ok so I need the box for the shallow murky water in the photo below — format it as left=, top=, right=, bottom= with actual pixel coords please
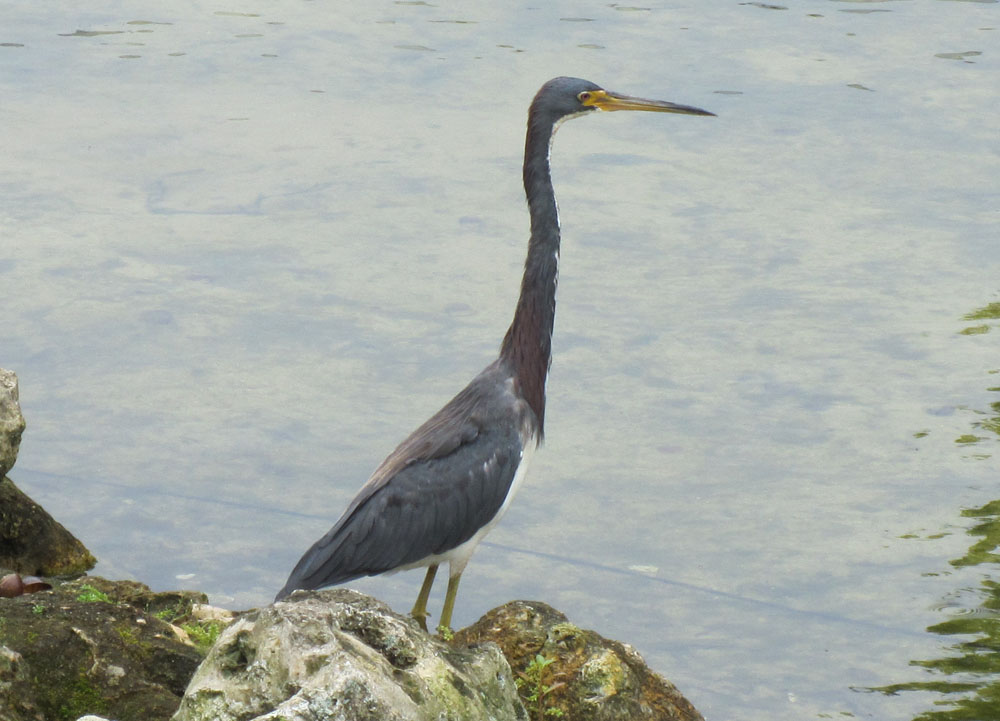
left=3, top=2, right=998, bottom=719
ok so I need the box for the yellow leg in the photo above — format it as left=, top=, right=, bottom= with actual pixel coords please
left=410, top=564, right=438, bottom=632
left=437, top=572, right=463, bottom=636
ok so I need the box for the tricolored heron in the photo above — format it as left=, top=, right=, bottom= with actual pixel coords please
left=275, top=77, right=714, bottom=633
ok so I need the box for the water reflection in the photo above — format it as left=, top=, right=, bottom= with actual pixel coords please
left=956, top=302, right=1000, bottom=459
left=959, top=302, right=1000, bottom=337
left=872, top=500, right=1000, bottom=719
left=870, top=301, right=1000, bottom=717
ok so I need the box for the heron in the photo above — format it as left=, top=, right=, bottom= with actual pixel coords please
left=275, top=77, right=714, bottom=633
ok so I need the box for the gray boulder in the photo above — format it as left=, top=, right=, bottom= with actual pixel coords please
left=172, top=589, right=527, bottom=721
left=0, top=369, right=25, bottom=478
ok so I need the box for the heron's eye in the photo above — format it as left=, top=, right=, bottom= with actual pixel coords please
left=578, top=91, right=592, bottom=103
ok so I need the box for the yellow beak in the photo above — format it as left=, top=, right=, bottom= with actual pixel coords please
left=584, top=89, right=715, bottom=117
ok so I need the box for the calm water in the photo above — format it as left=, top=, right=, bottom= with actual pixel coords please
left=3, top=2, right=998, bottom=719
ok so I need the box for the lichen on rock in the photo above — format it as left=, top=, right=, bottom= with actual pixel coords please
left=452, top=600, right=704, bottom=721
left=171, top=588, right=528, bottom=721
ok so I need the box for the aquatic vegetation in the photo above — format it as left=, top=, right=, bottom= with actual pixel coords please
left=871, top=501, right=1000, bottom=720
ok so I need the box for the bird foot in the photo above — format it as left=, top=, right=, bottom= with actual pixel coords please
left=410, top=610, right=431, bottom=632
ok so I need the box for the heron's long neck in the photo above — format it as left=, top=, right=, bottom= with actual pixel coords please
left=500, top=114, right=559, bottom=436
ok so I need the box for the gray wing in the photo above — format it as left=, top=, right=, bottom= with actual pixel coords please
left=275, top=366, right=530, bottom=601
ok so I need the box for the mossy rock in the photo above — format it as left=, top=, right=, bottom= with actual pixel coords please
left=452, top=600, right=704, bottom=721
left=0, top=576, right=208, bottom=721
left=0, top=476, right=97, bottom=576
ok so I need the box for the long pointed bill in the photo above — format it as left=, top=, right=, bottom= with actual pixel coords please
left=584, top=89, right=715, bottom=116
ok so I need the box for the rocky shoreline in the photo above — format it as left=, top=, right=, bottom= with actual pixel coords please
left=0, top=368, right=703, bottom=721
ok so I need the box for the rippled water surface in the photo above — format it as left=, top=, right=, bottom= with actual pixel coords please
left=3, top=2, right=998, bottom=719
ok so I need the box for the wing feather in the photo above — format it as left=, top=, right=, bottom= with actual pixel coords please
left=275, top=363, right=534, bottom=601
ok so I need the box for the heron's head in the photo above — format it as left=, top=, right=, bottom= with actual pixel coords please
left=532, top=76, right=715, bottom=126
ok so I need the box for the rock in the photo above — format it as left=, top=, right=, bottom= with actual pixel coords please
left=0, top=576, right=214, bottom=721
left=0, top=644, right=44, bottom=721
left=5, top=579, right=701, bottom=721
left=452, top=600, right=704, bottom=721
left=0, top=475, right=97, bottom=576
left=0, top=368, right=96, bottom=576
left=69, top=577, right=210, bottom=622
left=172, top=588, right=528, bottom=721
left=189, top=603, right=235, bottom=625
left=0, top=369, right=25, bottom=478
